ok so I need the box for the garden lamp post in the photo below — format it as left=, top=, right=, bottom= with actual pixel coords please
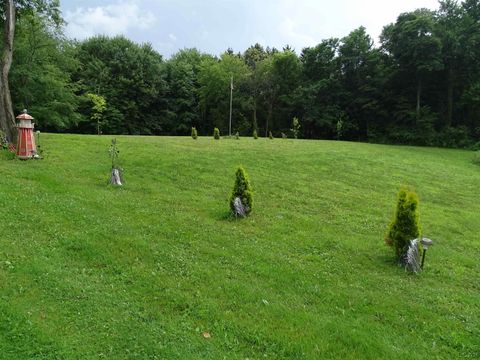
left=420, top=238, right=433, bottom=269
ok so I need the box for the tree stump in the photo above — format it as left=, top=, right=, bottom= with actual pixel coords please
left=109, top=167, right=122, bottom=186
left=404, top=239, right=421, bottom=273
left=233, top=197, right=247, bottom=218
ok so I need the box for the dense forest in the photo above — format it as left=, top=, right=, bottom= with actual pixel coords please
left=3, top=0, right=480, bottom=147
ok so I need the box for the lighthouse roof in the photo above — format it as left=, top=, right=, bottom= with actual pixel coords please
left=16, top=110, right=34, bottom=120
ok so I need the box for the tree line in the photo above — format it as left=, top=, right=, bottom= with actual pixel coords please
left=2, top=0, right=480, bottom=148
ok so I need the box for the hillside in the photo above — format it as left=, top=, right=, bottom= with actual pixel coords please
left=0, top=134, right=479, bottom=359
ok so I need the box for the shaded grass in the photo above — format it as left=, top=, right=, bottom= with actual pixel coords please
left=0, top=134, right=479, bottom=359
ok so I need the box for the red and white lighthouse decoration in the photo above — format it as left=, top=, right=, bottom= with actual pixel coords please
left=16, top=109, right=37, bottom=160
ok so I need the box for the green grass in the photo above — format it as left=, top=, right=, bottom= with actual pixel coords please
left=0, top=134, right=479, bottom=359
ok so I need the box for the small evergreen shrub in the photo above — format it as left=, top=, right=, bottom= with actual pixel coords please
left=281, top=132, right=287, bottom=139
left=290, top=117, right=301, bottom=139
left=269, top=131, right=273, bottom=140
left=229, top=165, right=253, bottom=217
left=235, top=131, right=240, bottom=140
left=386, top=188, right=420, bottom=260
left=214, top=127, right=220, bottom=140
left=253, top=129, right=258, bottom=139
left=473, top=151, right=480, bottom=165
left=191, top=127, right=198, bottom=139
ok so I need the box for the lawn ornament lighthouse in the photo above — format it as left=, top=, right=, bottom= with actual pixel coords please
left=16, top=109, right=37, bottom=160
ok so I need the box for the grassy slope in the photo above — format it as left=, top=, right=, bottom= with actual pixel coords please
left=0, top=134, right=479, bottom=359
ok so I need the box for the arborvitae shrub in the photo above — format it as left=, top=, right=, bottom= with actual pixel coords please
left=253, top=129, right=258, bottom=139
left=386, top=188, right=420, bottom=259
left=235, top=131, right=240, bottom=140
left=191, top=127, right=198, bottom=139
left=214, top=127, right=220, bottom=140
left=229, top=165, right=253, bottom=216
left=269, top=131, right=273, bottom=139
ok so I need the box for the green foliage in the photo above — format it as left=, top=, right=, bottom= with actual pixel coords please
left=290, top=117, right=301, bottom=139
left=10, top=11, right=80, bottom=131
left=198, top=53, right=251, bottom=135
left=229, top=165, right=253, bottom=216
left=253, top=129, right=258, bottom=139
left=191, top=127, right=198, bottom=139
left=269, top=131, right=273, bottom=139
left=86, top=93, right=107, bottom=135
left=386, top=188, right=421, bottom=259
left=213, top=127, right=220, bottom=139
left=74, top=36, right=168, bottom=135
left=234, top=131, right=240, bottom=140
left=164, top=49, right=203, bottom=135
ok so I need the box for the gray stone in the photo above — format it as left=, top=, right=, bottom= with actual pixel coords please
left=233, top=197, right=246, bottom=218
left=405, top=239, right=421, bottom=273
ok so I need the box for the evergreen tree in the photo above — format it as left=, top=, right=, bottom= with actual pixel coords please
left=213, top=127, right=220, bottom=139
left=229, top=165, right=253, bottom=216
left=386, top=188, right=421, bottom=259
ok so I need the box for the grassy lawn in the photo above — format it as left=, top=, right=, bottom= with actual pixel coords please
left=0, top=134, right=479, bottom=359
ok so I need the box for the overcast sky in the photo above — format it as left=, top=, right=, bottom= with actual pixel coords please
left=61, top=0, right=440, bottom=58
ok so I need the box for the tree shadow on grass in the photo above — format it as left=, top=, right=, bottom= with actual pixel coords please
left=216, top=211, right=236, bottom=222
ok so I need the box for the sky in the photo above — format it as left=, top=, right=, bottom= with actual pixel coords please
left=61, top=0, right=440, bottom=58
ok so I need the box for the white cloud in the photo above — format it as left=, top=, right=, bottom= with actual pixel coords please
left=258, top=0, right=439, bottom=51
left=168, top=33, right=177, bottom=42
left=279, top=17, right=317, bottom=50
left=65, top=1, right=156, bottom=40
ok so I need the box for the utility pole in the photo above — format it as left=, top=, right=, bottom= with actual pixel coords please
left=229, top=75, right=233, bottom=137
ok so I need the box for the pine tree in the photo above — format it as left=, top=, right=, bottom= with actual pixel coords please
left=269, top=131, right=273, bottom=139
left=229, top=165, right=253, bottom=217
left=253, top=129, right=258, bottom=139
left=191, top=127, right=198, bottom=139
left=386, top=188, right=420, bottom=259
left=214, top=127, right=220, bottom=140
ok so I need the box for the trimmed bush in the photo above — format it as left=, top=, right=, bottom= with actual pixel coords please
left=191, top=127, right=198, bottom=139
left=229, top=165, right=253, bottom=216
left=214, top=127, right=220, bottom=140
left=269, top=131, right=273, bottom=140
left=253, top=129, right=258, bottom=139
left=235, top=131, right=240, bottom=140
left=385, top=188, right=420, bottom=259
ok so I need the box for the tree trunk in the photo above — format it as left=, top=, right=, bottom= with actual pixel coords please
left=416, top=77, right=422, bottom=122
left=109, top=167, right=123, bottom=186
left=446, top=67, right=453, bottom=128
left=0, top=0, right=17, bottom=143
